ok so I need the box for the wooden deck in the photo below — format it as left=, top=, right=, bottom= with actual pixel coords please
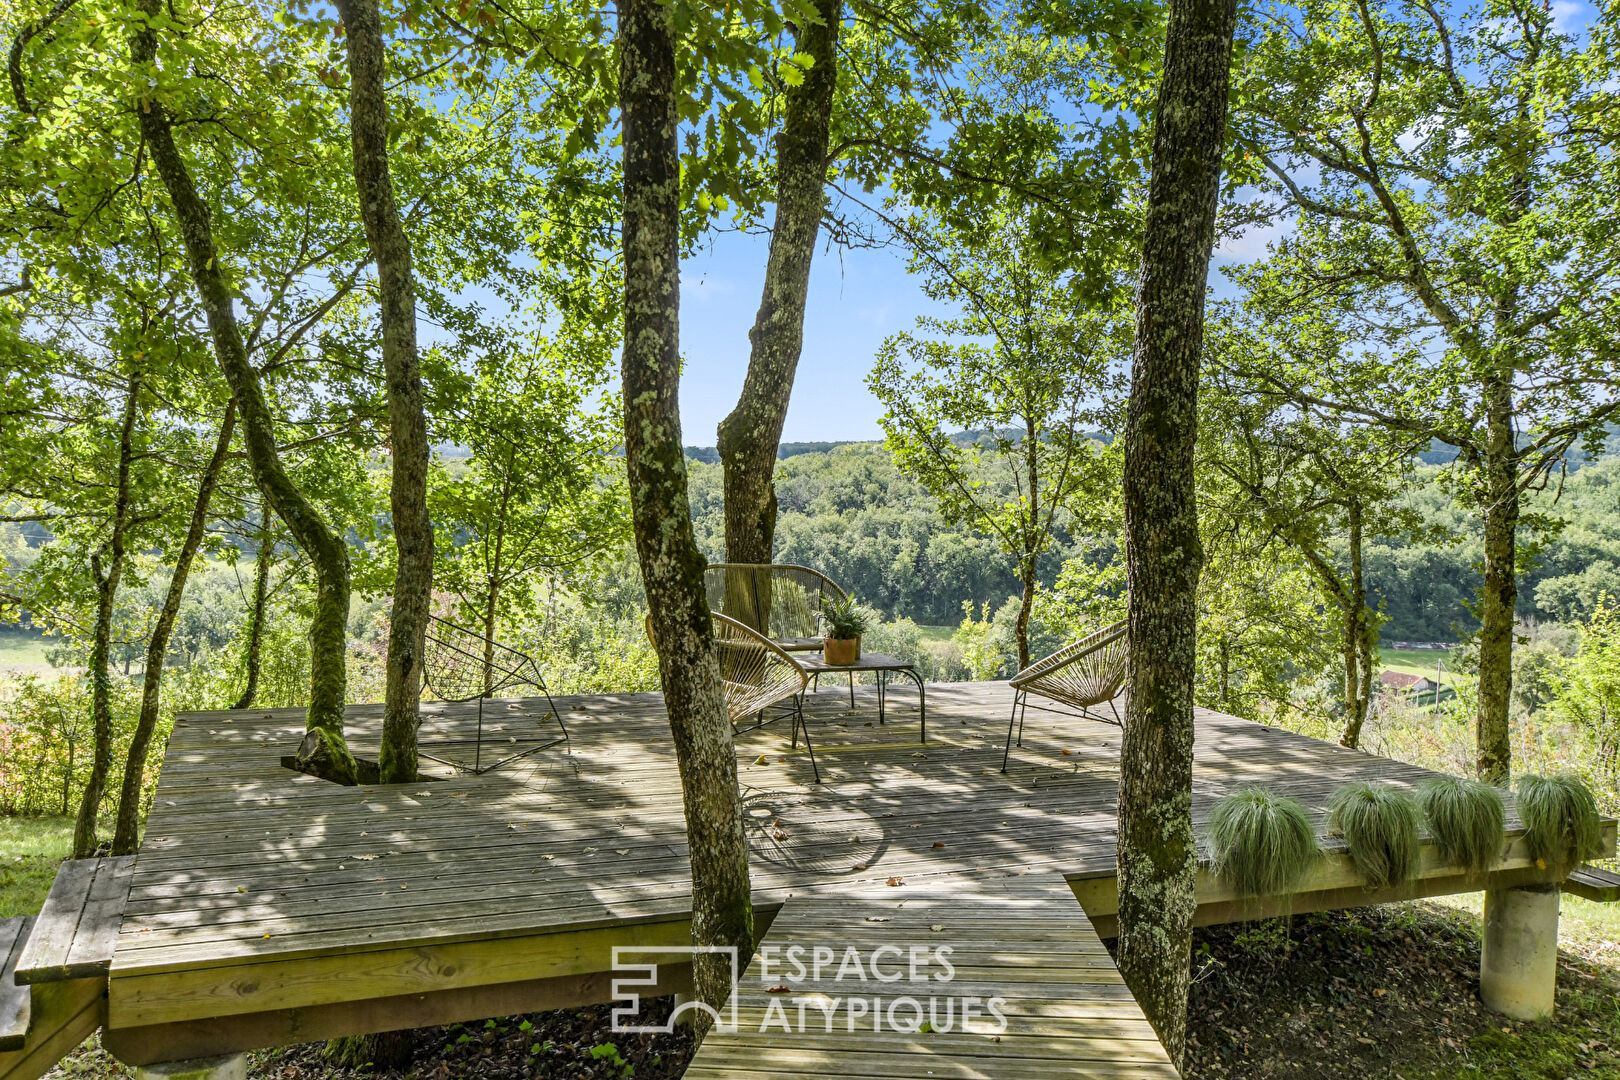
left=102, top=680, right=1615, bottom=1065
left=685, top=873, right=1178, bottom=1079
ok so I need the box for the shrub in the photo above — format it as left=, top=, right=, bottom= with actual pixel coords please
left=1206, top=786, right=1321, bottom=896
left=1417, top=776, right=1506, bottom=876
left=1515, top=773, right=1604, bottom=875
left=1327, top=782, right=1422, bottom=887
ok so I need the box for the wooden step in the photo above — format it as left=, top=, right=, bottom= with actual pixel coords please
left=1564, top=864, right=1620, bottom=903
left=13, top=857, right=136, bottom=984
left=0, top=918, right=35, bottom=1051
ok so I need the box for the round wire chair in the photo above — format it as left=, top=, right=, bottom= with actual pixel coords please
left=702, top=563, right=847, bottom=651
left=644, top=610, right=820, bottom=779
left=1001, top=620, right=1128, bottom=772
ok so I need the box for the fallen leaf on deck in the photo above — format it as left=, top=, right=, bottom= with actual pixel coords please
left=853, top=862, right=869, bottom=871
left=932, top=841, right=945, bottom=848
left=754, top=755, right=768, bottom=765
left=929, top=925, right=945, bottom=932
left=765, top=985, right=790, bottom=993
left=886, top=876, right=903, bottom=887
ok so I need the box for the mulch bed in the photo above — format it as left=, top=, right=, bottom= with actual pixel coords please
left=254, top=998, right=695, bottom=1080
left=1181, top=902, right=1620, bottom=1079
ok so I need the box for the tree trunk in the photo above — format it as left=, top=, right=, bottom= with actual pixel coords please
left=715, top=0, right=841, bottom=563
left=74, top=374, right=140, bottom=859
left=1340, top=502, right=1371, bottom=749
left=110, top=404, right=236, bottom=855
left=130, top=1, right=358, bottom=785
left=324, top=1031, right=415, bottom=1071
left=232, top=516, right=274, bottom=710
left=334, top=0, right=430, bottom=785
left=618, top=0, right=753, bottom=1030
left=1014, top=566, right=1035, bottom=672
left=1476, top=369, right=1518, bottom=785
left=1114, top=0, right=1235, bottom=1065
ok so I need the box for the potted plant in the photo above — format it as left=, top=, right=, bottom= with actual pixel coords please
left=818, top=595, right=870, bottom=665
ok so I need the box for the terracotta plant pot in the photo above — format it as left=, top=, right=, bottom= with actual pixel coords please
left=823, top=636, right=861, bottom=665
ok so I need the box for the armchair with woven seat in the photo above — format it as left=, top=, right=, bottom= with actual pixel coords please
left=645, top=609, right=821, bottom=781
left=1000, top=620, right=1128, bottom=772
left=701, top=563, right=847, bottom=652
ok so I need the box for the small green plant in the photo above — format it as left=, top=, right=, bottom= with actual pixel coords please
left=1206, top=786, right=1320, bottom=896
left=589, top=1042, right=634, bottom=1078
left=818, top=594, right=872, bottom=639
left=1515, top=773, right=1604, bottom=875
left=1417, top=776, right=1505, bottom=876
left=1327, top=782, right=1422, bottom=888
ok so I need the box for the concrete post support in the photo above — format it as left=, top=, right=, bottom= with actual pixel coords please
left=134, top=1054, right=248, bottom=1080
left=1480, top=883, right=1560, bottom=1020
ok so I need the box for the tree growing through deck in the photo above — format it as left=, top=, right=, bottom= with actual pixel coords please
left=617, top=0, right=755, bottom=1026
left=128, top=0, right=361, bottom=785
left=333, top=0, right=432, bottom=787
left=1114, top=0, right=1237, bottom=1065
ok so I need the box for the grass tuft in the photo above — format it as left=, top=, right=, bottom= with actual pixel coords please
left=1515, top=773, right=1604, bottom=876
left=1417, top=776, right=1506, bottom=876
left=1206, top=786, right=1321, bottom=897
left=1327, top=782, right=1422, bottom=888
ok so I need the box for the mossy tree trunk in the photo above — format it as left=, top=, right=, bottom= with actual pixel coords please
left=111, top=404, right=236, bottom=855
left=618, top=0, right=753, bottom=1029
left=231, top=515, right=274, bottom=711
left=1114, top=0, right=1236, bottom=1065
left=130, top=0, right=357, bottom=784
left=333, top=0, right=430, bottom=785
left=1475, top=368, right=1518, bottom=785
left=715, top=0, right=841, bottom=564
left=73, top=373, right=140, bottom=859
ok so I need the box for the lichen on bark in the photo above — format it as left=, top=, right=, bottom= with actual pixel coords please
left=129, top=0, right=358, bottom=785
left=1115, top=0, right=1237, bottom=1066
left=617, top=0, right=754, bottom=1031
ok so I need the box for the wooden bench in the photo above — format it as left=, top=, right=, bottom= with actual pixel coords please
left=1564, top=864, right=1620, bottom=903
left=12, top=856, right=135, bottom=985
left=1, top=857, right=134, bottom=1080
left=1, top=918, right=34, bottom=1052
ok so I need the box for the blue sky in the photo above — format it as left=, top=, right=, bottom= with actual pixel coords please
left=676, top=218, right=1278, bottom=446
left=676, top=230, right=935, bottom=445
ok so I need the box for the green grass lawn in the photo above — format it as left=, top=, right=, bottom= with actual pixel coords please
left=0, top=626, right=57, bottom=674
left=914, top=623, right=956, bottom=644
left=0, top=814, right=73, bottom=917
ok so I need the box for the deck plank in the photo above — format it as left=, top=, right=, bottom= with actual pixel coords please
left=108, top=681, right=1616, bottom=1034
left=14, top=858, right=136, bottom=984
left=682, top=874, right=1179, bottom=1079
left=0, top=917, right=34, bottom=1051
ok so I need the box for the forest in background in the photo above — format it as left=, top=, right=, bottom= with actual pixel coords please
left=4, top=433, right=1619, bottom=821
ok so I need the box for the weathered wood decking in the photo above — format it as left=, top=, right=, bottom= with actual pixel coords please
left=102, top=681, right=1614, bottom=1066
left=686, top=874, right=1178, bottom=1079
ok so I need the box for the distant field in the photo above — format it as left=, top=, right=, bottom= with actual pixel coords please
left=0, top=626, right=56, bottom=675
left=1380, top=647, right=1460, bottom=679
left=915, top=624, right=955, bottom=644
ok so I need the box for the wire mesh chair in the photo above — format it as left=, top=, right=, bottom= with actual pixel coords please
left=702, top=563, right=847, bottom=652
left=1000, top=620, right=1128, bottom=772
left=645, top=610, right=820, bottom=781
left=420, top=614, right=570, bottom=774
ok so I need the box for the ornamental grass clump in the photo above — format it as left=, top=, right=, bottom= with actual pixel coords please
left=1417, top=776, right=1506, bottom=877
left=1206, top=787, right=1321, bottom=897
left=1516, top=773, right=1604, bottom=876
left=1327, top=782, right=1422, bottom=888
